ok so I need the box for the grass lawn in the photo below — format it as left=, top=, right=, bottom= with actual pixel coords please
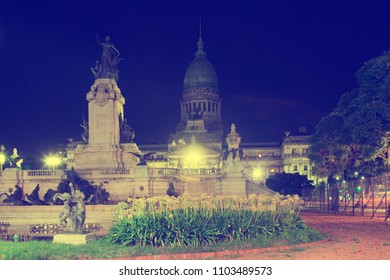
left=0, top=227, right=326, bottom=260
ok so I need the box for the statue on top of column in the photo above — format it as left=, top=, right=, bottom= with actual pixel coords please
left=92, top=35, right=122, bottom=82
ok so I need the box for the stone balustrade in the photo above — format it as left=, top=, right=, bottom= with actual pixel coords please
left=181, top=168, right=220, bottom=175
left=26, top=170, right=61, bottom=177
left=0, top=165, right=245, bottom=201
left=99, top=168, right=130, bottom=175
left=156, top=168, right=179, bottom=175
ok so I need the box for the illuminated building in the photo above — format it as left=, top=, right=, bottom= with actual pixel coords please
left=0, top=32, right=312, bottom=201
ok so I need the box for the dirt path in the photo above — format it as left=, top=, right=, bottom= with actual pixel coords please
left=219, top=212, right=390, bottom=260
left=122, top=212, right=389, bottom=260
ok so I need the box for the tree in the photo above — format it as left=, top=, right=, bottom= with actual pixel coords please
left=308, top=113, right=351, bottom=179
left=265, top=172, right=315, bottom=197
left=309, top=49, right=390, bottom=180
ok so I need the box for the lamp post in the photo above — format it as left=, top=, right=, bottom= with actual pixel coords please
left=44, top=155, right=62, bottom=170
left=0, top=145, right=5, bottom=171
left=252, top=167, right=262, bottom=182
left=361, top=176, right=365, bottom=195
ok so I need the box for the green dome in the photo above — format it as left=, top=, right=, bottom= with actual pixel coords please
left=183, top=36, right=218, bottom=91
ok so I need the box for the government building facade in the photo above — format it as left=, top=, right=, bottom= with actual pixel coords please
left=0, top=33, right=313, bottom=202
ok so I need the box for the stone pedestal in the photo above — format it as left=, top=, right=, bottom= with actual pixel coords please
left=73, top=143, right=140, bottom=169
left=53, top=232, right=96, bottom=245
left=221, top=177, right=247, bottom=195
left=221, top=154, right=247, bottom=195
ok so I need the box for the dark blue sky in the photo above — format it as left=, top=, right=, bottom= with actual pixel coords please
left=1, top=0, right=390, bottom=158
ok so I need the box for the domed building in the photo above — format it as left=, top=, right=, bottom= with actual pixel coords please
left=141, top=30, right=313, bottom=184
left=0, top=31, right=313, bottom=202
left=168, top=31, right=223, bottom=152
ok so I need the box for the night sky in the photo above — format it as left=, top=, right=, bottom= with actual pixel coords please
left=1, top=0, right=390, bottom=160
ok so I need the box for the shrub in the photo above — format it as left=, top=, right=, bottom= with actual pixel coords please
left=107, top=194, right=310, bottom=247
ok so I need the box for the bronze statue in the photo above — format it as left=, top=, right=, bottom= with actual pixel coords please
left=53, top=192, right=72, bottom=227
left=25, top=184, right=48, bottom=205
left=0, top=185, right=31, bottom=205
left=80, top=115, right=89, bottom=143
left=87, top=182, right=109, bottom=205
left=70, top=190, right=86, bottom=232
left=91, top=60, right=101, bottom=79
left=53, top=183, right=86, bottom=233
left=8, top=148, right=23, bottom=169
left=94, top=35, right=122, bottom=81
left=129, top=152, right=155, bottom=166
left=119, top=113, right=135, bottom=143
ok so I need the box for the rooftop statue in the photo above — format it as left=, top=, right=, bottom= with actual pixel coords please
left=93, top=35, right=122, bottom=82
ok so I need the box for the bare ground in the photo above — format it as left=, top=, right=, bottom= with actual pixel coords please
left=217, top=212, right=390, bottom=260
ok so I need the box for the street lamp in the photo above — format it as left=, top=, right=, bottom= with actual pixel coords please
left=252, top=167, right=262, bottom=181
left=0, top=145, right=5, bottom=171
left=44, top=154, right=62, bottom=170
left=183, top=143, right=204, bottom=169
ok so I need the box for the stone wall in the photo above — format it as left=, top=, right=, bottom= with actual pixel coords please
left=0, top=205, right=116, bottom=236
left=0, top=167, right=244, bottom=204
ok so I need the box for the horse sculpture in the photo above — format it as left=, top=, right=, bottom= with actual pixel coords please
left=24, top=184, right=48, bottom=205
left=0, top=185, right=31, bottom=205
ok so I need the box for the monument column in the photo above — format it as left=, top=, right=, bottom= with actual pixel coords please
left=73, top=36, right=140, bottom=169
left=86, top=78, right=124, bottom=147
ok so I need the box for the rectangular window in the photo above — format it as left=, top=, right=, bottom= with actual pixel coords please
left=303, top=165, right=308, bottom=171
left=293, top=165, right=298, bottom=172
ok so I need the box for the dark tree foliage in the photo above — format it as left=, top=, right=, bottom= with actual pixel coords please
left=308, top=113, right=351, bottom=178
left=309, top=49, right=390, bottom=180
left=265, top=172, right=315, bottom=197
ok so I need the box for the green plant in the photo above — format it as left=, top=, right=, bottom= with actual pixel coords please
left=107, top=194, right=314, bottom=248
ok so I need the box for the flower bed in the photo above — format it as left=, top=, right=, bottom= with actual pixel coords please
left=107, top=194, right=318, bottom=247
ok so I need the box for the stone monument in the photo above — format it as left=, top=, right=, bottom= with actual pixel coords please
left=221, top=124, right=246, bottom=195
left=72, top=36, right=140, bottom=169
left=52, top=183, right=95, bottom=245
